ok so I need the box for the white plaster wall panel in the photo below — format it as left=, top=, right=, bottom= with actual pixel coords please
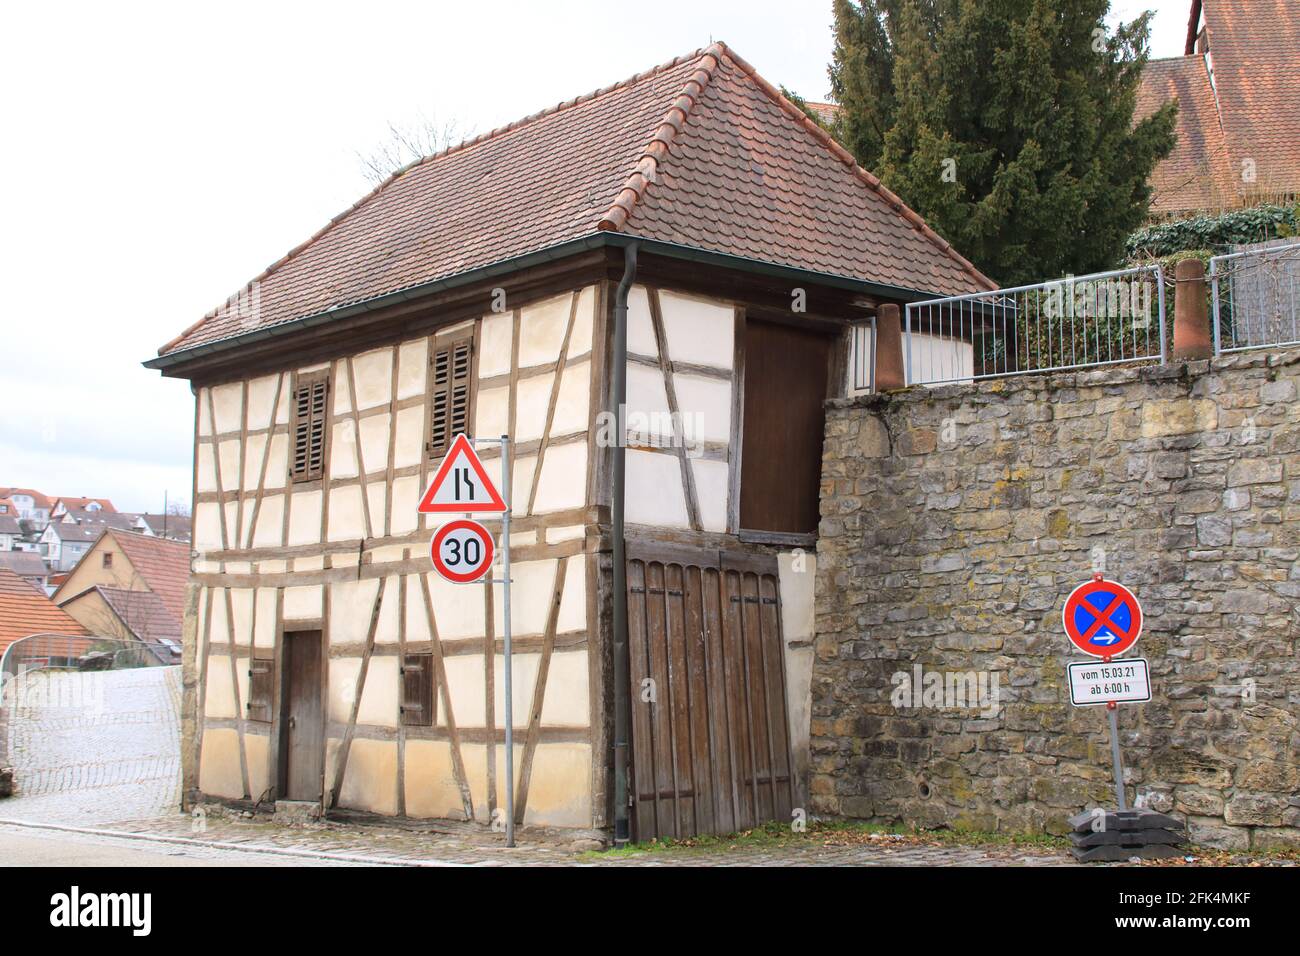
left=235, top=663, right=250, bottom=721
left=514, top=373, right=554, bottom=443
left=778, top=551, right=816, bottom=796
left=242, top=434, right=267, bottom=489
left=366, top=481, right=386, bottom=537
left=327, top=484, right=365, bottom=542
left=532, top=441, right=587, bottom=514
left=510, top=529, right=539, bottom=548
left=328, top=658, right=361, bottom=725
left=546, top=525, right=585, bottom=544
left=331, top=365, right=352, bottom=417
left=692, top=458, right=730, bottom=533
left=660, top=291, right=735, bottom=369
left=403, top=740, right=465, bottom=819
left=494, top=650, right=541, bottom=728
left=427, top=572, right=485, bottom=639
left=478, top=311, right=513, bottom=377
left=198, top=729, right=243, bottom=799
left=352, top=349, right=393, bottom=410
left=253, top=588, right=277, bottom=649
left=374, top=576, right=401, bottom=645
left=551, top=361, right=590, bottom=437
left=280, top=580, right=320, bottom=626
left=204, top=655, right=236, bottom=718
left=539, top=650, right=589, bottom=726
left=626, top=449, right=689, bottom=528
left=246, top=374, right=281, bottom=431
left=217, top=439, right=241, bottom=492
left=263, top=434, right=288, bottom=490
left=627, top=286, right=657, bottom=357
left=198, top=389, right=213, bottom=437
left=260, top=560, right=287, bottom=574
left=196, top=445, right=217, bottom=493
left=246, top=734, right=270, bottom=801
left=393, top=406, right=424, bottom=469
left=337, top=739, right=399, bottom=816
left=358, top=655, right=399, bottom=726
left=330, top=420, right=359, bottom=480
left=557, top=554, right=586, bottom=633
left=211, top=382, right=243, bottom=435
left=475, top=386, right=509, bottom=441
left=389, top=476, right=419, bottom=535
left=396, top=338, right=428, bottom=400
left=223, top=501, right=239, bottom=548
left=523, top=743, right=592, bottom=828
left=229, top=588, right=255, bottom=643
left=443, top=655, right=486, bottom=727
left=911, top=334, right=974, bottom=385
left=673, top=374, right=732, bottom=444
left=194, top=503, right=222, bottom=552
left=293, top=556, right=324, bottom=572
left=329, top=578, right=382, bottom=642
left=492, top=560, right=557, bottom=637
left=436, top=319, right=474, bottom=341
left=287, top=491, right=322, bottom=546
left=626, top=364, right=672, bottom=442
left=359, top=413, right=390, bottom=476
left=250, top=494, right=284, bottom=546
left=513, top=455, right=537, bottom=510
left=518, top=292, right=572, bottom=368
left=463, top=742, right=523, bottom=823
left=403, top=576, right=431, bottom=643
left=569, top=285, right=596, bottom=356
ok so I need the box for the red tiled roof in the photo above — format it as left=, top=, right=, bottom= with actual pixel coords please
left=1137, top=0, right=1300, bottom=215
left=0, top=567, right=89, bottom=658
left=96, top=587, right=182, bottom=643
left=1201, top=0, right=1300, bottom=201
left=1135, top=56, right=1235, bottom=215
left=104, top=530, right=191, bottom=621
left=52, top=497, right=117, bottom=514
left=0, top=488, right=51, bottom=509
left=159, top=42, right=992, bottom=358
left=804, top=101, right=842, bottom=126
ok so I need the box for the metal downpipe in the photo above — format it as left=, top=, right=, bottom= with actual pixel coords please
left=611, top=240, right=637, bottom=846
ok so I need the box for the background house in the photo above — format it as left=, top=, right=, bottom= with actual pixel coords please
left=133, top=512, right=193, bottom=543
left=0, top=567, right=90, bottom=665
left=53, top=529, right=189, bottom=662
left=39, top=521, right=105, bottom=572
left=0, top=488, right=51, bottom=527
left=0, top=552, right=51, bottom=592
left=1135, top=0, right=1300, bottom=217
left=0, top=507, right=21, bottom=552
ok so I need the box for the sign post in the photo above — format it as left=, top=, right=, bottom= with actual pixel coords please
left=418, top=432, right=513, bottom=847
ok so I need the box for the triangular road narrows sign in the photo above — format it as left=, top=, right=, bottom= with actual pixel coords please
left=418, top=434, right=507, bottom=514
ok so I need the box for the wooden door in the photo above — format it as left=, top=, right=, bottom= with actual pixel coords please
left=740, top=319, right=831, bottom=535
left=626, top=545, right=796, bottom=841
left=280, top=630, right=323, bottom=802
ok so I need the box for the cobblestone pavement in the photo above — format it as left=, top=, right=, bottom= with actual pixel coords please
left=0, top=812, right=1079, bottom=866
left=2, top=667, right=181, bottom=826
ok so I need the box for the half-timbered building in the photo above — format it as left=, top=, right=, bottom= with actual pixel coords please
left=146, top=42, right=992, bottom=840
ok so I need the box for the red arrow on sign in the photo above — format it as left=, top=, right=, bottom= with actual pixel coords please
left=418, top=433, right=507, bottom=514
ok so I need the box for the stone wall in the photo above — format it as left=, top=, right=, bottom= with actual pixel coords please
left=811, top=351, right=1300, bottom=850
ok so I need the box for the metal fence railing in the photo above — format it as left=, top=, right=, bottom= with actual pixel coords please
left=1211, top=241, right=1300, bottom=355
left=904, top=265, right=1167, bottom=386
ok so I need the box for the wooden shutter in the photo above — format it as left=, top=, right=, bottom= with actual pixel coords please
left=400, top=653, right=435, bottom=726
left=291, top=371, right=329, bottom=482
left=428, top=336, right=473, bottom=459
left=246, top=653, right=274, bottom=723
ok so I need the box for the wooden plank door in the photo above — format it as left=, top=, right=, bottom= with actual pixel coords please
left=280, top=630, right=324, bottom=802
left=627, top=546, right=795, bottom=841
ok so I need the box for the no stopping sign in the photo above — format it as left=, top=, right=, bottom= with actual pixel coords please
left=431, top=519, right=495, bottom=584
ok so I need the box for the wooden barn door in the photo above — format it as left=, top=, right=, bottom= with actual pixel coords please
left=626, top=545, right=795, bottom=841
left=279, top=630, right=324, bottom=802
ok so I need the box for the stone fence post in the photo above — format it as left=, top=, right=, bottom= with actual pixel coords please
left=875, top=303, right=906, bottom=391
left=1171, top=258, right=1213, bottom=362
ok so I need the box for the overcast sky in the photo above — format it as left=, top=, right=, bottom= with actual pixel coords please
left=0, top=1, right=1190, bottom=514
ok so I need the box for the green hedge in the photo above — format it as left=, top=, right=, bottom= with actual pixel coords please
left=1126, top=203, right=1299, bottom=260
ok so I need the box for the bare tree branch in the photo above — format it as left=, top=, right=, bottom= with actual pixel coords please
left=356, top=115, right=472, bottom=186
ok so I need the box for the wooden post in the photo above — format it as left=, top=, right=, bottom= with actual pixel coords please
left=874, top=304, right=907, bottom=391
left=1172, top=258, right=1213, bottom=361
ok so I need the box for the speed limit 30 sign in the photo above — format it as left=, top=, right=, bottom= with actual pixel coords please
left=430, top=519, right=494, bottom=584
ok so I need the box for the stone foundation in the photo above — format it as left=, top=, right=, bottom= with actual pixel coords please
left=812, top=352, right=1300, bottom=850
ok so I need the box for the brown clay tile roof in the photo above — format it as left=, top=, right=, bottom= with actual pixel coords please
left=1201, top=0, right=1300, bottom=202
left=96, top=587, right=182, bottom=643
left=1137, top=0, right=1300, bottom=216
left=803, top=101, right=842, bottom=126
left=158, top=42, right=992, bottom=358
left=0, top=488, right=51, bottom=510
left=1135, top=55, right=1235, bottom=215
left=52, top=497, right=117, bottom=514
left=0, top=567, right=89, bottom=658
left=104, top=530, right=191, bottom=621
